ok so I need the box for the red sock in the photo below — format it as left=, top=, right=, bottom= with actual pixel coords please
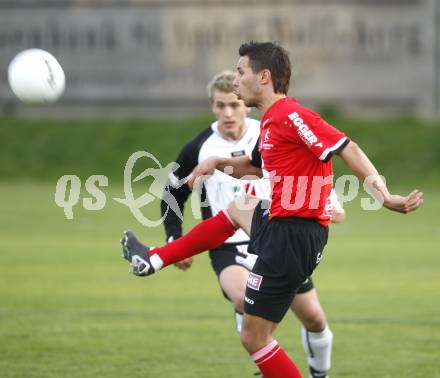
left=150, top=210, right=237, bottom=268
left=251, top=340, right=302, bottom=378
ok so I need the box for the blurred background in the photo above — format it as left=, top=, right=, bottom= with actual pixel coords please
left=0, top=1, right=439, bottom=378
left=1, top=0, right=440, bottom=118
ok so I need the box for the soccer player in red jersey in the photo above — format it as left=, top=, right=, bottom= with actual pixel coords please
left=121, top=42, right=423, bottom=378
left=161, top=70, right=345, bottom=378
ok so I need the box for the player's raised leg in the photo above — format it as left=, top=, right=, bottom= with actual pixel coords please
left=226, top=194, right=259, bottom=235
left=121, top=209, right=237, bottom=275
left=121, top=194, right=258, bottom=276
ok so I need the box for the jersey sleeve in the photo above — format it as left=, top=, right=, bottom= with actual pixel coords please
left=250, top=139, right=262, bottom=168
left=288, top=111, right=349, bottom=162
left=161, top=141, right=199, bottom=241
left=172, top=141, right=199, bottom=181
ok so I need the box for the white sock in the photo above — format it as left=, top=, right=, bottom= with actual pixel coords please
left=301, top=325, right=333, bottom=372
left=235, top=311, right=243, bottom=334
left=149, top=253, right=163, bottom=271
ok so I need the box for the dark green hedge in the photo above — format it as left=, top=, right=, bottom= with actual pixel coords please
left=0, top=114, right=439, bottom=187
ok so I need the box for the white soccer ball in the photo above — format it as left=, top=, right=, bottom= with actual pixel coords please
left=8, top=49, right=65, bottom=104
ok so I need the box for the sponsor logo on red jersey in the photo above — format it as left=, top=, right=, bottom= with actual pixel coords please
left=258, top=98, right=347, bottom=226
left=288, top=111, right=323, bottom=148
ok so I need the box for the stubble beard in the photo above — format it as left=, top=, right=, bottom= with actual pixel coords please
left=237, top=92, right=257, bottom=108
left=243, top=98, right=258, bottom=108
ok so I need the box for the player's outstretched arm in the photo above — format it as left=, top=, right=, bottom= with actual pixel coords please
left=187, top=155, right=262, bottom=190
left=337, top=141, right=423, bottom=214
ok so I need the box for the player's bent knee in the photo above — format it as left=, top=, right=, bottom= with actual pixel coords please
left=227, top=195, right=259, bottom=235
left=226, top=197, right=243, bottom=222
left=303, top=308, right=327, bottom=332
left=228, top=195, right=258, bottom=216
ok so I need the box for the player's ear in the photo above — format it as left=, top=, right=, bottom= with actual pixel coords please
left=245, top=106, right=251, bottom=115
left=259, top=69, right=271, bottom=86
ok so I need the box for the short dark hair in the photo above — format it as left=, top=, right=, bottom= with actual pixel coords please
left=238, top=41, right=291, bottom=94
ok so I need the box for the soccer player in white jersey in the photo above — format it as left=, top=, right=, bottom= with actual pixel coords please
left=159, top=71, right=345, bottom=378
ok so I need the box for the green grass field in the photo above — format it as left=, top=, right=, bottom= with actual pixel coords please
left=0, top=182, right=439, bottom=378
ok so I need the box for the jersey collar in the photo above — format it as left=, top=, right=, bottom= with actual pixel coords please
left=261, top=97, right=297, bottom=128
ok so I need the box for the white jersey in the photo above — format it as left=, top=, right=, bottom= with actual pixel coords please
left=198, top=119, right=271, bottom=242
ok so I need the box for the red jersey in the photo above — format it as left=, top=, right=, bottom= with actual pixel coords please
left=258, top=98, right=348, bottom=226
